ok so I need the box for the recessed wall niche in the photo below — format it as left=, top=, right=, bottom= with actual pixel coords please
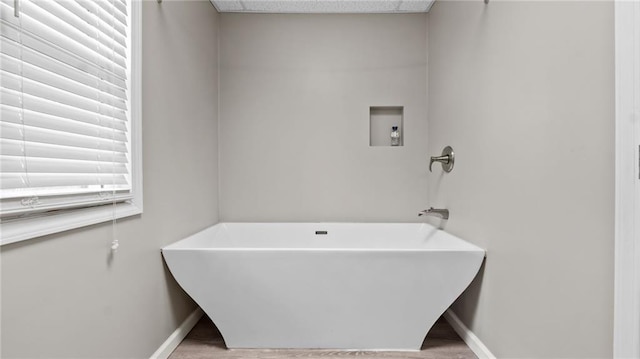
left=369, top=106, right=404, bottom=147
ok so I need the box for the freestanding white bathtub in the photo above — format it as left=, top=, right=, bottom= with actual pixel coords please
left=162, top=223, right=484, bottom=351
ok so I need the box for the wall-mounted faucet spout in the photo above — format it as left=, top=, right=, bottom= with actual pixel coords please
left=418, top=207, right=449, bottom=220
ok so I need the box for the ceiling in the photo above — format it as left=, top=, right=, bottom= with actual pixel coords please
left=209, top=0, right=436, bottom=13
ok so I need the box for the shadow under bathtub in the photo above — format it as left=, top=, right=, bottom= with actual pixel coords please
left=168, top=314, right=476, bottom=358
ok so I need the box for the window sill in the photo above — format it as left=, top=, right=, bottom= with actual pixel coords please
left=0, top=202, right=142, bottom=246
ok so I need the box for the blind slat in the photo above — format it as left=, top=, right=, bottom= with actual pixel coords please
left=0, top=98, right=127, bottom=133
left=1, top=21, right=127, bottom=89
left=2, top=156, right=129, bottom=174
left=2, top=173, right=128, bottom=190
left=0, top=190, right=132, bottom=216
left=0, top=122, right=128, bottom=154
left=1, top=139, right=128, bottom=164
left=2, top=70, right=128, bottom=121
left=113, top=0, right=127, bottom=17
left=1, top=50, right=128, bottom=110
left=1, top=89, right=128, bottom=129
left=1, top=106, right=128, bottom=143
left=1, top=33, right=127, bottom=98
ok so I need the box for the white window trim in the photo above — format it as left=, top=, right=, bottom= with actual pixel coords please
left=614, top=0, right=640, bottom=357
left=0, top=0, right=143, bottom=246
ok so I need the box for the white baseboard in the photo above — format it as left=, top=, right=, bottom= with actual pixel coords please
left=444, top=309, right=496, bottom=359
left=150, top=307, right=204, bottom=359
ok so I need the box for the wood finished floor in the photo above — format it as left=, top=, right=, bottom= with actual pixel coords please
left=168, top=316, right=477, bottom=359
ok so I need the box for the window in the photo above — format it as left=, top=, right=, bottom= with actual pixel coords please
left=0, top=0, right=142, bottom=245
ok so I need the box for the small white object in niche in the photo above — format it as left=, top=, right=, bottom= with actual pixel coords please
left=370, top=106, right=404, bottom=147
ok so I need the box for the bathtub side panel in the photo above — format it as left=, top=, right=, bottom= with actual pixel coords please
left=162, top=248, right=483, bottom=350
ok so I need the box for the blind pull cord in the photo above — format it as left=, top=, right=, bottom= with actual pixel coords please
left=14, top=0, right=19, bottom=17
left=109, top=2, right=119, bottom=254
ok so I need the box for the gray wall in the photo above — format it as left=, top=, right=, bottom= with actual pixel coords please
left=427, top=1, right=614, bottom=357
left=219, top=14, right=429, bottom=222
left=0, top=1, right=219, bottom=357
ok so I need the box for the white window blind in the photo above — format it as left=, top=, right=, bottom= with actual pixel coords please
left=0, top=0, right=133, bottom=218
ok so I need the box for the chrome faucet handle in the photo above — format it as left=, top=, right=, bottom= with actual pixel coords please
left=429, top=146, right=455, bottom=173
left=429, top=155, right=450, bottom=171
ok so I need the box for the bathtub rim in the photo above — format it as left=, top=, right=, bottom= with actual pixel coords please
left=162, top=222, right=485, bottom=254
